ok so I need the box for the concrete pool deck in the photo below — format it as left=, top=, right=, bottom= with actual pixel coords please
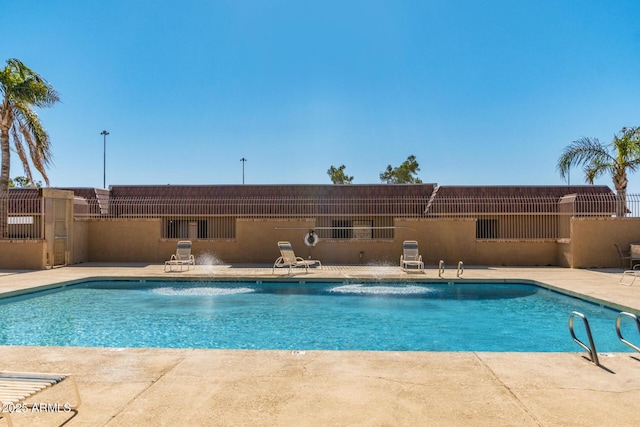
left=0, top=264, right=639, bottom=426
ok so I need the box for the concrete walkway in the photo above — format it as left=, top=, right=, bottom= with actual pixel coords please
left=0, top=264, right=639, bottom=426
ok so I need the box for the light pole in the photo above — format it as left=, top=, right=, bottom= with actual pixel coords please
left=240, top=157, right=247, bottom=184
left=101, top=130, right=109, bottom=188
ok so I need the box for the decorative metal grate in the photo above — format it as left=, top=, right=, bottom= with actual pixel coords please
left=1, top=191, right=43, bottom=240
left=6, top=192, right=640, bottom=241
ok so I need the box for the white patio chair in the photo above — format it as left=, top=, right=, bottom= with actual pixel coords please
left=272, top=241, right=321, bottom=274
left=620, top=264, right=640, bottom=286
left=164, top=240, right=196, bottom=272
left=400, top=240, right=424, bottom=272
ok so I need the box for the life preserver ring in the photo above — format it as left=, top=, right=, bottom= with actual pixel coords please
left=304, top=231, right=318, bottom=247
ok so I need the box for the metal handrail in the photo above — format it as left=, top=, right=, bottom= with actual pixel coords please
left=569, top=311, right=600, bottom=366
left=438, top=260, right=445, bottom=278
left=615, top=312, right=640, bottom=354
left=457, top=261, right=464, bottom=277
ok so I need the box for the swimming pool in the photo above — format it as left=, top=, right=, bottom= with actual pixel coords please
left=0, top=280, right=635, bottom=352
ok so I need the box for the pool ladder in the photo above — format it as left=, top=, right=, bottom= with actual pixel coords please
left=616, top=312, right=640, bottom=353
left=437, top=260, right=464, bottom=278
left=569, top=311, right=600, bottom=366
left=569, top=311, right=640, bottom=367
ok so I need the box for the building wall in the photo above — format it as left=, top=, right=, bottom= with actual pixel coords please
left=570, top=217, right=640, bottom=268
left=0, top=241, right=46, bottom=269
left=83, top=218, right=401, bottom=265
left=556, top=240, right=572, bottom=268
left=76, top=217, right=564, bottom=266
left=87, top=219, right=165, bottom=262
left=395, top=218, right=557, bottom=267
left=394, top=218, right=476, bottom=266
left=474, top=241, right=558, bottom=266
left=71, top=220, right=89, bottom=264
left=13, top=215, right=640, bottom=269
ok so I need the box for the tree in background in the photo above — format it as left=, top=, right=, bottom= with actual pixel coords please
left=9, top=176, right=41, bottom=188
left=327, top=164, right=354, bottom=184
left=0, top=58, right=59, bottom=237
left=557, top=126, right=640, bottom=216
left=379, top=155, right=422, bottom=184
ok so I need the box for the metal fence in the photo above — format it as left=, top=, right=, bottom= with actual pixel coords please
left=423, top=194, right=638, bottom=217
left=424, top=193, right=640, bottom=240
left=78, top=197, right=429, bottom=218
left=6, top=193, right=640, bottom=241
left=74, top=197, right=429, bottom=240
left=2, top=191, right=43, bottom=239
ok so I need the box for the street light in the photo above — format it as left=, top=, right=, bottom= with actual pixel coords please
left=240, top=157, right=247, bottom=184
left=101, top=130, right=109, bottom=188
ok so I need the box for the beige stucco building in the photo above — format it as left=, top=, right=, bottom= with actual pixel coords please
left=2, top=183, right=639, bottom=270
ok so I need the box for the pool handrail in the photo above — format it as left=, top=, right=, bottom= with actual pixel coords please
left=569, top=311, right=600, bottom=366
left=457, top=261, right=464, bottom=277
left=615, top=311, right=640, bottom=354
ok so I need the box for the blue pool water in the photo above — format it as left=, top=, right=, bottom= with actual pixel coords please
left=0, top=280, right=636, bottom=352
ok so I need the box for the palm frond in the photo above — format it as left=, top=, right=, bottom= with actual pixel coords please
left=625, top=158, right=640, bottom=173
left=556, top=137, right=613, bottom=180
left=612, top=126, right=640, bottom=165
left=584, top=158, right=613, bottom=184
left=14, top=103, right=52, bottom=164
left=11, top=125, right=34, bottom=185
left=5, top=59, right=59, bottom=107
left=17, top=118, right=50, bottom=186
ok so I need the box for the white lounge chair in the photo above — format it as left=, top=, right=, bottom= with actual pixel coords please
left=620, top=264, right=640, bottom=286
left=272, top=241, right=321, bottom=274
left=164, top=240, right=196, bottom=272
left=0, top=371, right=81, bottom=426
left=401, top=240, right=424, bottom=272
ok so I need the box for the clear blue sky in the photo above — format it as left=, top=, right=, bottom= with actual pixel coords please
left=2, top=1, right=640, bottom=191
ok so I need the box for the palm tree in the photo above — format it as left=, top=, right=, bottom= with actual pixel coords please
left=557, top=126, right=640, bottom=216
left=0, top=58, right=59, bottom=238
